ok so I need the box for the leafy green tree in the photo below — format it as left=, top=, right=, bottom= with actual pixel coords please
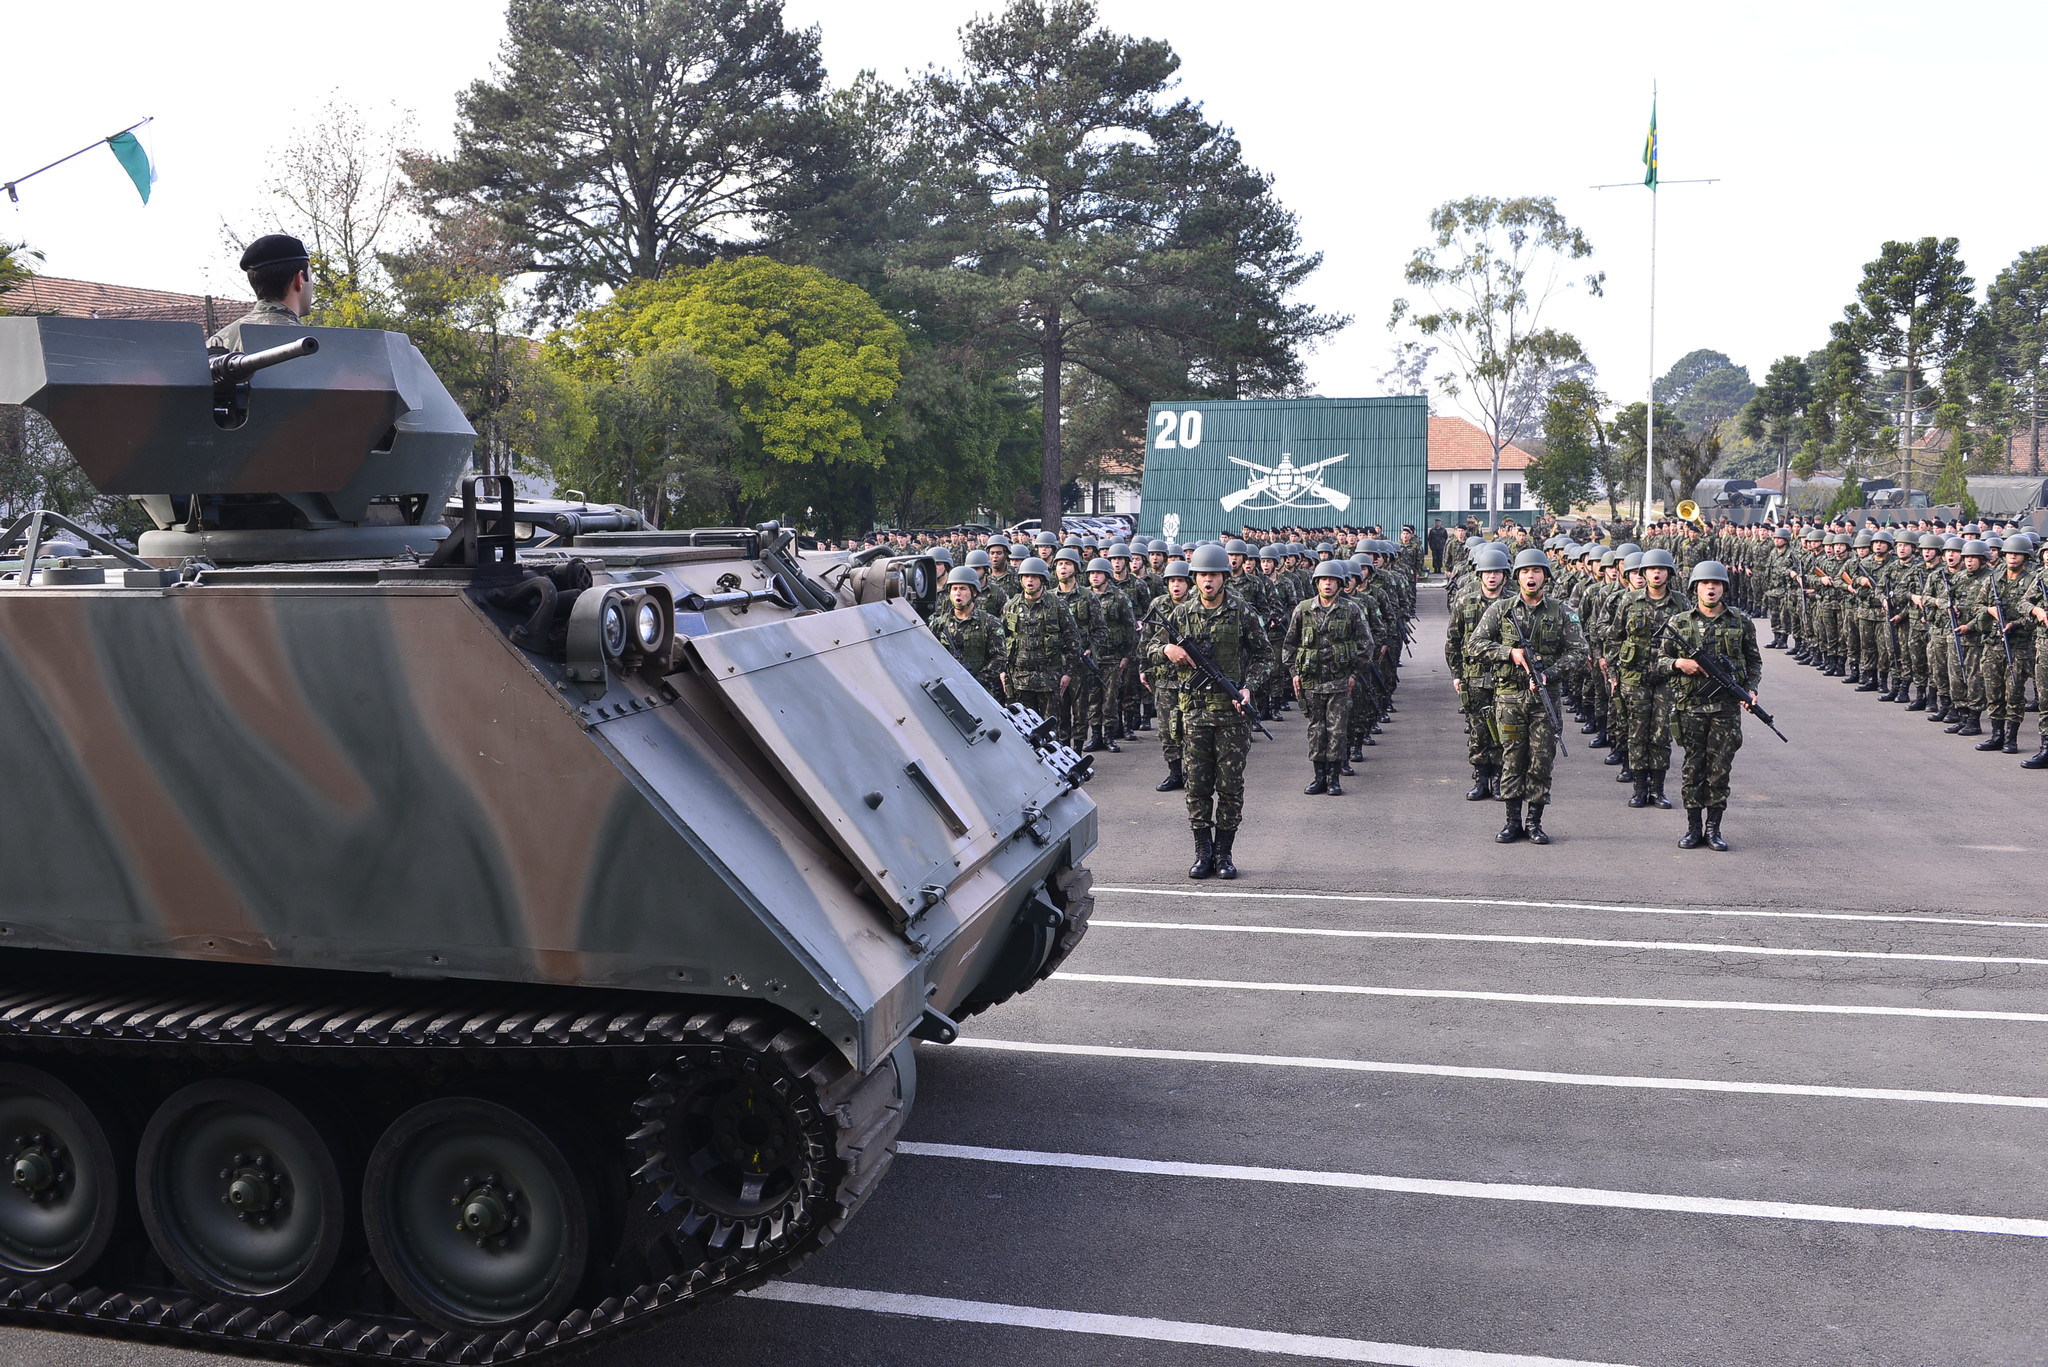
left=1740, top=355, right=1815, bottom=492
left=1530, top=378, right=1607, bottom=514
left=1981, top=246, right=2048, bottom=475
left=549, top=258, right=905, bottom=521
left=563, top=345, right=738, bottom=522
left=1390, top=195, right=1602, bottom=526
left=416, top=0, right=828, bottom=316
left=910, top=0, right=1337, bottom=529
left=1608, top=401, right=1683, bottom=516
left=1844, top=237, right=1974, bottom=492
left=1931, top=445, right=1977, bottom=517
left=1652, top=349, right=1753, bottom=501
left=0, top=240, right=40, bottom=299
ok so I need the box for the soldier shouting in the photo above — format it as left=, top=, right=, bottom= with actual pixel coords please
left=1158, top=544, right=1272, bottom=880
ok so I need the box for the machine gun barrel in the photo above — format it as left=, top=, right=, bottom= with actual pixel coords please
left=1179, top=637, right=1275, bottom=739
left=1505, top=604, right=1567, bottom=755
left=209, top=335, right=320, bottom=386
left=1655, top=619, right=1789, bottom=743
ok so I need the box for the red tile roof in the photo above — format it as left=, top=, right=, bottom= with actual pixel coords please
left=0, top=275, right=252, bottom=330
left=1428, top=416, right=1534, bottom=471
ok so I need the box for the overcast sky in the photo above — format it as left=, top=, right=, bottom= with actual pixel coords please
left=5, top=0, right=2040, bottom=429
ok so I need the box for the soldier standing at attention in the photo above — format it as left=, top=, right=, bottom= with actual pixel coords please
left=1160, top=544, right=1272, bottom=880
left=1285, top=561, right=1373, bottom=796
left=1051, top=548, right=1106, bottom=749
left=1979, top=535, right=2037, bottom=755
left=1447, top=544, right=1513, bottom=800
left=928, top=566, right=1007, bottom=695
left=1472, top=548, right=1588, bottom=846
left=999, top=556, right=1082, bottom=731
left=208, top=233, right=313, bottom=352
left=1141, top=559, right=1194, bottom=790
left=1087, top=556, right=1137, bottom=752
left=1659, top=560, right=1762, bottom=851
left=2021, top=535, right=2048, bottom=769
left=1618, top=548, right=1684, bottom=810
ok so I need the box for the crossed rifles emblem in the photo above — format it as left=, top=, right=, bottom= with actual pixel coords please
left=1219, top=452, right=1351, bottom=513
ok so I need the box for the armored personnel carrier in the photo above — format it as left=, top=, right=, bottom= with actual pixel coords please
left=0, top=316, right=1096, bottom=1361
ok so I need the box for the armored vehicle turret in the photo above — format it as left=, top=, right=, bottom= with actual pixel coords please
left=0, top=316, right=1095, bottom=1361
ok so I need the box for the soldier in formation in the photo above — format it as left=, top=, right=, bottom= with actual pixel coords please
left=1469, top=548, right=1587, bottom=845
left=927, top=565, right=1005, bottom=694
left=1658, top=560, right=1762, bottom=851
left=1284, top=561, right=1373, bottom=795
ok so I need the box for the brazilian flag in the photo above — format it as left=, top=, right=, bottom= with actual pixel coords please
left=1642, top=101, right=1658, bottom=190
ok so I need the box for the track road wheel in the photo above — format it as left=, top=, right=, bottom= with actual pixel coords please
left=0, top=1064, right=121, bottom=1282
left=136, top=1079, right=345, bottom=1307
left=363, top=1097, right=593, bottom=1334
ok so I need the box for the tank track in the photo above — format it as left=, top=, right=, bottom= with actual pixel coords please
left=0, top=969, right=910, bottom=1364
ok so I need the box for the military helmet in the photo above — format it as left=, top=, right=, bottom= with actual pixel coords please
left=1597, top=548, right=1618, bottom=565
left=1871, top=529, right=1894, bottom=544
left=966, top=548, right=992, bottom=569
left=1470, top=544, right=1513, bottom=573
left=928, top=545, right=954, bottom=566
left=1622, top=551, right=1645, bottom=573
left=1286, top=541, right=1307, bottom=557
left=1772, top=527, right=1790, bottom=540
left=1053, top=546, right=1083, bottom=565
left=1511, top=547, right=1552, bottom=577
left=1943, top=535, right=1965, bottom=552
left=1032, top=530, right=1058, bottom=548
left=1317, top=540, right=1336, bottom=554
left=1614, top=542, right=1642, bottom=558
left=1851, top=531, right=1874, bottom=548
left=1087, top=557, right=1113, bottom=575
left=1961, top=539, right=1990, bottom=559
left=1689, top=559, right=1731, bottom=586
left=1107, top=543, right=1131, bottom=559
left=1163, top=559, right=1192, bottom=580
left=1225, top=539, right=1251, bottom=556
left=985, top=534, right=1007, bottom=549
left=1917, top=533, right=1944, bottom=550
left=943, top=565, right=980, bottom=590
left=1017, top=555, right=1052, bottom=579
left=1986, top=534, right=2005, bottom=552
left=1639, top=548, right=1676, bottom=570
left=1187, top=543, right=1232, bottom=573
left=1964, top=522, right=1984, bottom=536
left=1311, top=561, right=1345, bottom=582
left=1259, top=545, right=1285, bottom=560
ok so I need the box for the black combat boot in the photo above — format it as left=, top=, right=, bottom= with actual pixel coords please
left=1628, top=775, right=1649, bottom=808
left=2004, top=727, right=2020, bottom=755
left=1928, top=695, right=1952, bottom=723
left=1494, top=800, right=1526, bottom=844
left=1524, top=803, right=1550, bottom=844
left=1703, top=806, right=1729, bottom=851
left=1617, top=762, right=1635, bottom=783
left=1590, top=727, right=1610, bottom=750
left=1082, top=727, right=1105, bottom=752
left=1326, top=765, right=1344, bottom=797
left=1678, top=809, right=1705, bottom=849
left=2022, top=736, right=2048, bottom=769
left=1892, top=677, right=1913, bottom=704
left=1856, top=669, right=1879, bottom=692
left=1580, top=717, right=1600, bottom=734
left=1604, top=745, right=1625, bottom=766
left=1212, top=828, right=1239, bottom=879
left=1188, top=832, right=1216, bottom=879
left=1975, top=720, right=2005, bottom=751
left=1466, top=767, right=1493, bottom=801
left=1948, top=708, right=1977, bottom=735
left=1905, top=683, right=1928, bottom=711
left=1647, top=771, right=1673, bottom=809
left=1136, top=710, right=1152, bottom=731
left=1102, top=728, right=1120, bottom=753
left=1155, top=760, right=1185, bottom=792
left=1338, top=753, right=1356, bottom=775
left=1305, top=764, right=1329, bottom=795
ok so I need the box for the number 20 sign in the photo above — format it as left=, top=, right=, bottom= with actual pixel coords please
left=1151, top=409, right=1203, bottom=449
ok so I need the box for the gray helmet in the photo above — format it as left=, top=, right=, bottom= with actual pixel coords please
left=1640, top=548, right=1676, bottom=570
left=1316, top=540, right=1336, bottom=554
left=1689, top=559, right=1731, bottom=586
left=1622, top=551, right=1646, bottom=574
left=1470, top=545, right=1513, bottom=573
left=1017, top=556, right=1052, bottom=579
left=1943, top=535, right=1965, bottom=552
left=1107, top=543, right=1132, bottom=559
left=1188, top=543, right=1232, bottom=573
left=1511, top=547, right=1552, bottom=577
left=1311, top=561, right=1345, bottom=582
left=985, top=534, right=1008, bottom=549
left=1163, top=559, right=1192, bottom=580
left=1614, top=543, right=1642, bottom=558
left=1917, top=533, right=1944, bottom=550
left=966, top=548, right=992, bottom=569
left=1597, top=548, right=1619, bottom=566
left=1053, top=547, right=1083, bottom=566
left=928, top=546, right=954, bottom=566
left=943, top=565, right=981, bottom=590
left=1871, top=529, right=1895, bottom=544
left=1086, top=557, right=1113, bottom=575
left=1961, top=539, right=1990, bottom=559
left=1259, top=545, right=1285, bottom=561
left=1851, top=531, right=1874, bottom=548
left=1225, top=539, right=1252, bottom=556
left=1032, top=530, right=1059, bottom=548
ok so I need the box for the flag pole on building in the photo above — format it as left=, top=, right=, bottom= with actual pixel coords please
left=3, top=118, right=154, bottom=205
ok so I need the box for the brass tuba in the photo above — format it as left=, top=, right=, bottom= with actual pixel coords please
left=1675, top=499, right=1706, bottom=527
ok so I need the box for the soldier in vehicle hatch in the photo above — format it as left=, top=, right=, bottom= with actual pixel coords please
left=208, top=233, right=314, bottom=353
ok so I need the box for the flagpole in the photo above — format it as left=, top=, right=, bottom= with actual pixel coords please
left=2, top=118, right=151, bottom=204
left=1645, top=106, right=1657, bottom=530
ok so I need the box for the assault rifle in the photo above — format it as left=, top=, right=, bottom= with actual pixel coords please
left=1939, top=570, right=1967, bottom=673
left=1174, top=634, right=1276, bottom=739
left=1505, top=604, right=1568, bottom=755
left=1655, top=619, right=1790, bottom=743
left=1987, top=579, right=2017, bottom=669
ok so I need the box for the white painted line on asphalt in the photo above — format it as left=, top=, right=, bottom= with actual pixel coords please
left=1053, top=971, right=2048, bottom=1023
left=951, top=1036, right=2048, bottom=1110
left=1096, top=884, right=2048, bottom=931
left=1090, top=918, right=2048, bottom=968
left=897, top=1141, right=2048, bottom=1241
left=748, top=1282, right=1641, bottom=1366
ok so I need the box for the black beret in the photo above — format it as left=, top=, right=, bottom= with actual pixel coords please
left=239, top=233, right=310, bottom=271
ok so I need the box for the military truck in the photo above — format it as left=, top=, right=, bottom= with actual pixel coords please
left=0, top=316, right=1096, bottom=1361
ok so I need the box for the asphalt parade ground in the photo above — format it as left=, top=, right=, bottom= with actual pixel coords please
left=11, top=581, right=2047, bottom=1367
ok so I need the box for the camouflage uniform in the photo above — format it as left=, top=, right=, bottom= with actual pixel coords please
left=1618, top=589, right=1684, bottom=777
left=1981, top=566, right=2034, bottom=733
left=1090, top=582, right=1138, bottom=739
left=1000, top=592, right=1084, bottom=726
left=1283, top=594, right=1372, bottom=766
left=1445, top=583, right=1508, bottom=773
left=1658, top=604, right=1762, bottom=811
left=1054, top=585, right=1106, bottom=746
left=1472, top=594, right=1588, bottom=808
left=1945, top=565, right=1995, bottom=719
left=1139, top=593, right=1187, bottom=769
left=1162, top=594, right=1273, bottom=836
left=927, top=603, right=1007, bottom=695
left=206, top=299, right=303, bottom=354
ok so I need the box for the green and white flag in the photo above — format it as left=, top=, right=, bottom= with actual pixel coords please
left=1641, top=100, right=1658, bottom=190
left=106, top=129, right=155, bottom=204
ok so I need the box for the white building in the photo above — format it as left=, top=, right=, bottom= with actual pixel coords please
left=1426, top=416, right=1538, bottom=526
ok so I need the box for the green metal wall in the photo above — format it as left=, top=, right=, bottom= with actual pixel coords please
left=1135, top=397, right=1428, bottom=541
